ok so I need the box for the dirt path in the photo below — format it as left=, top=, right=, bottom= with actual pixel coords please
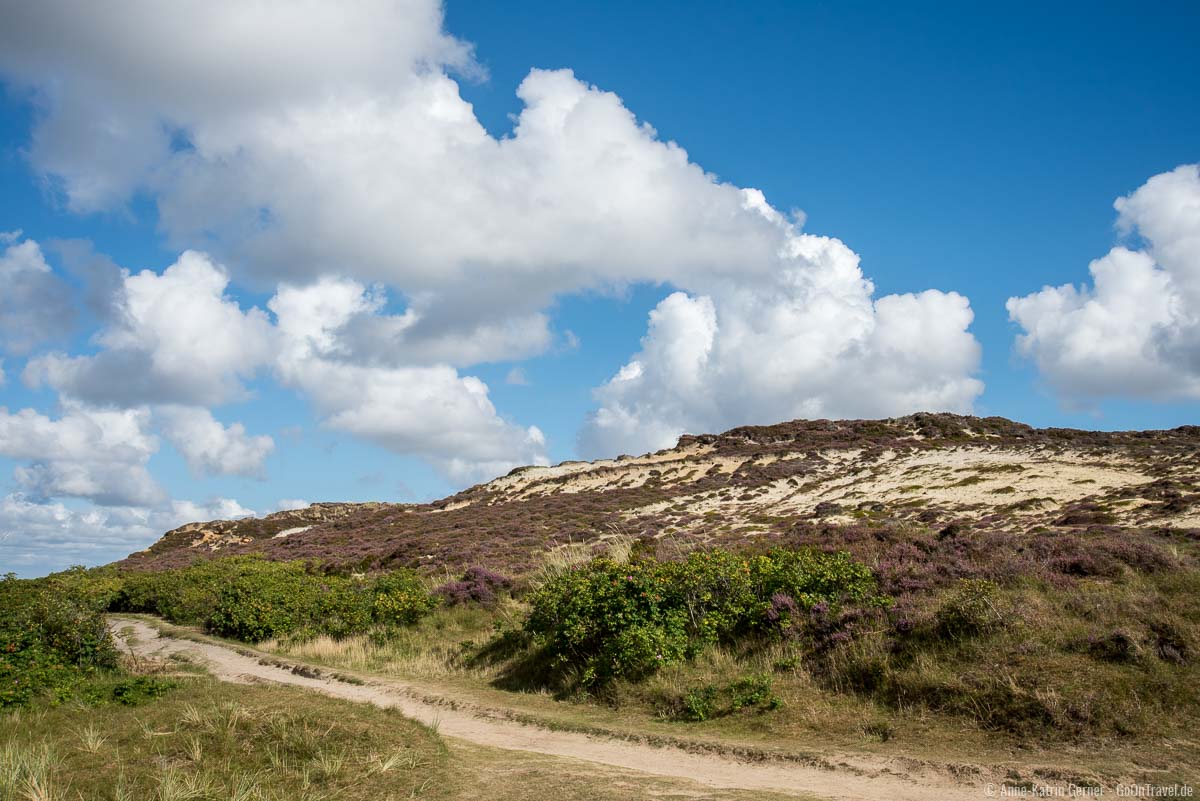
left=111, top=617, right=985, bottom=801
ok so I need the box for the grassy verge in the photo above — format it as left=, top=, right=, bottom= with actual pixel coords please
left=0, top=676, right=450, bottom=801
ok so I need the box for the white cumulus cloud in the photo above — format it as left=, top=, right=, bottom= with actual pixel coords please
left=1008, top=164, right=1200, bottom=401
left=25, top=251, right=276, bottom=406
left=0, top=402, right=163, bottom=506
left=157, top=405, right=275, bottom=478
left=580, top=237, right=983, bottom=457
left=270, top=279, right=549, bottom=483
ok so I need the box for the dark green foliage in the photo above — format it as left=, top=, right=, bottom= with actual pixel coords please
left=74, top=675, right=179, bottom=707
left=682, top=684, right=719, bottom=721
left=728, top=673, right=779, bottom=710
left=112, top=556, right=438, bottom=642
left=0, top=572, right=119, bottom=708
left=523, top=548, right=880, bottom=687
left=207, top=560, right=376, bottom=641
left=109, top=676, right=177, bottom=705
left=664, top=674, right=782, bottom=721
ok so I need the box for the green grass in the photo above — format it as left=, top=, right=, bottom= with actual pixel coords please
left=0, top=677, right=450, bottom=801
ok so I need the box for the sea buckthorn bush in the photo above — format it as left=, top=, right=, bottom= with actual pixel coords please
left=523, top=547, right=881, bottom=686
left=111, top=556, right=439, bottom=642
left=373, top=569, right=441, bottom=625
left=1, top=572, right=119, bottom=708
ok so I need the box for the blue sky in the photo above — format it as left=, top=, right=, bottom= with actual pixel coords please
left=0, top=0, right=1197, bottom=576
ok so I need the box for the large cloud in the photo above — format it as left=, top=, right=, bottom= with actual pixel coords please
left=0, top=391, right=268, bottom=575
left=0, top=0, right=476, bottom=214
left=580, top=238, right=983, bottom=456
left=25, top=251, right=276, bottom=406
left=1, top=0, right=984, bottom=465
left=22, top=252, right=549, bottom=483
left=0, top=403, right=162, bottom=506
left=1008, top=164, right=1200, bottom=401
left=270, top=279, right=548, bottom=482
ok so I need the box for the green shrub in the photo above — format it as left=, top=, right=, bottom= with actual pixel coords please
left=109, top=676, right=177, bottom=705
left=668, top=675, right=781, bottom=721
left=114, top=560, right=239, bottom=623
left=524, top=547, right=880, bottom=687
left=112, top=558, right=438, bottom=643
left=728, top=673, right=779, bottom=710
left=682, top=684, right=719, bottom=721
left=75, top=676, right=178, bottom=707
left=207, top=561, right=324, bottom=641
left=372, top=570, right=441, bottom=626
left=0, top=573, right=119, bottom=708
left=523, top=557, right=677, bottom=685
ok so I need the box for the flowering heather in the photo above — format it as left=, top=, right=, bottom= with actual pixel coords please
left=436, top=566, right=514, bottom=608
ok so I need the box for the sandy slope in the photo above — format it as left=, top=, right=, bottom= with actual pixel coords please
left=122, top=415, right=1198, bottom=574
left=111, top=617, right=985, bottom=801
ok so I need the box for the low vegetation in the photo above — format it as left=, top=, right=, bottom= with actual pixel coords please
left=111, top=556, right=438, bottom=641
left=521, top=547, right=881, bottom=688
left=1, top=569, right=450, bottom=799
left=0, top=678, right=449, bottom=801
left=259, top=530, right=1199, bottom=776
left=1, top=570, right=121, bottom=708
left=10, top=521, right=1198, bottom=760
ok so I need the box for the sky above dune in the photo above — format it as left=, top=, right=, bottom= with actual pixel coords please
left=0, top=0, right=1197, bottom=576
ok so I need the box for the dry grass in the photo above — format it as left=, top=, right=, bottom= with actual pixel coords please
left=0, top=741, right=64, bottom=801
left=262, top=602, right=513, bottom=680
left=533, top=531, right=636, bottom=588
left=0, top=678, right=450, bottom=801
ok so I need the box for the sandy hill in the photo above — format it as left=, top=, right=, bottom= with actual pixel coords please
left=119, top=413, right=1200, bottom=574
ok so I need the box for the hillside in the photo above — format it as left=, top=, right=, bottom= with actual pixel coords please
left=80, top=413, right=1200, bottom=788
left=119, top=413, right=1200, bottom=575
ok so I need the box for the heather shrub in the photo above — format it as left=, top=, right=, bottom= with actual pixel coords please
left=766, top=592, right=801, bottom=635
left=436, top=566, right=513, bottom=608
left=1097, top=538, right=1176, bottom=573
left=803, top=600, right=859, bottom=652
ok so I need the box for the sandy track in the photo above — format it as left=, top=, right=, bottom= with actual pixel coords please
left=111, top=616, right=984, bottom=801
